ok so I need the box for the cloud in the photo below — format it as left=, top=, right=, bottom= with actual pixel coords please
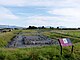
left=24, top=14, right=80, bottom=27
left=0, top=0, right=57, bottom=7
left=0, top=0, right=80, bottom=7
left=24, top=15, right=67, bottom=26
left=0, top=0, right=26, bottom=6
left=47, top=7, right=80, bottom=27
left=27, top=15, right=55, bottom=21
left=0, top=0, right=80, bottom=28
left=48, top=8, right=80, bottom=20
left=0, top=6, right=19, bottom=20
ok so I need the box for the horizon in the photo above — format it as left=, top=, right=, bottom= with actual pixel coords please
left=0, top=25, right=80, bottom=29
left=0, top=0, right=80, bottom=28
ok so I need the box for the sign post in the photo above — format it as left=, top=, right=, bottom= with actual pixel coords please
left=58, top=38, right=73, bottom=55
left=71, top=45, right=74, bottom=54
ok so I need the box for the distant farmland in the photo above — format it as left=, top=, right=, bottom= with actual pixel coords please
left=0, top=29, right=80, bottom=60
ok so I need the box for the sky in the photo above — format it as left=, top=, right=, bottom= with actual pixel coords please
left=0, top=0, right=80, bottom=28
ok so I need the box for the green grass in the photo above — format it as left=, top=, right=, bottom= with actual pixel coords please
left=42, top=30, right=80, bottom=43
left=0, top=30, right=21, bottom=47
left=0, top=29, right=80, bottom=60
left=0, top=43, right=80, bottom=60
left=0, top=32, right=15, bottom=47
left=20, top=30, right=38, bottom=36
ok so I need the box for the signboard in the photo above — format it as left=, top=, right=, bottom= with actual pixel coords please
left=58, top=38, right=73, bottom=55
left=59, top=38, right=72, bottom=47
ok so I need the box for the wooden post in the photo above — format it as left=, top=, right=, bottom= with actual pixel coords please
left=71, top=45, right=74, bottom=54
left=58, top=39, right=62, bottom=55
left=61, top=46, right=62, bottom=55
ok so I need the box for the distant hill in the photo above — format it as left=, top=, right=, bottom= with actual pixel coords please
left=0, top=25, right=23, bottom=29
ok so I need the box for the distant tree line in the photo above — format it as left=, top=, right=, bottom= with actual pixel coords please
left=26, top=26, right=80, bottom=30
left=27, top=26, right=46, bottom=29
left=1, top=26, right=80, bottom=31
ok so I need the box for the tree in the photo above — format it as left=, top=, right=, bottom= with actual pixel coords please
left=27, top=26, right=37, bottom=29
left=42, top=26, right=45, bottom=29
left=57, top=27, right=59, bottom=29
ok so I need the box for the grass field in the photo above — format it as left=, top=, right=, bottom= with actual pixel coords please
left=0, top=29, right=80, bottom=60
left=0, top=30, right=21, bottom=47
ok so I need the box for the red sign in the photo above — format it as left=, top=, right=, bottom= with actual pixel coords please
left=59, top=38, right=72, bottom=46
